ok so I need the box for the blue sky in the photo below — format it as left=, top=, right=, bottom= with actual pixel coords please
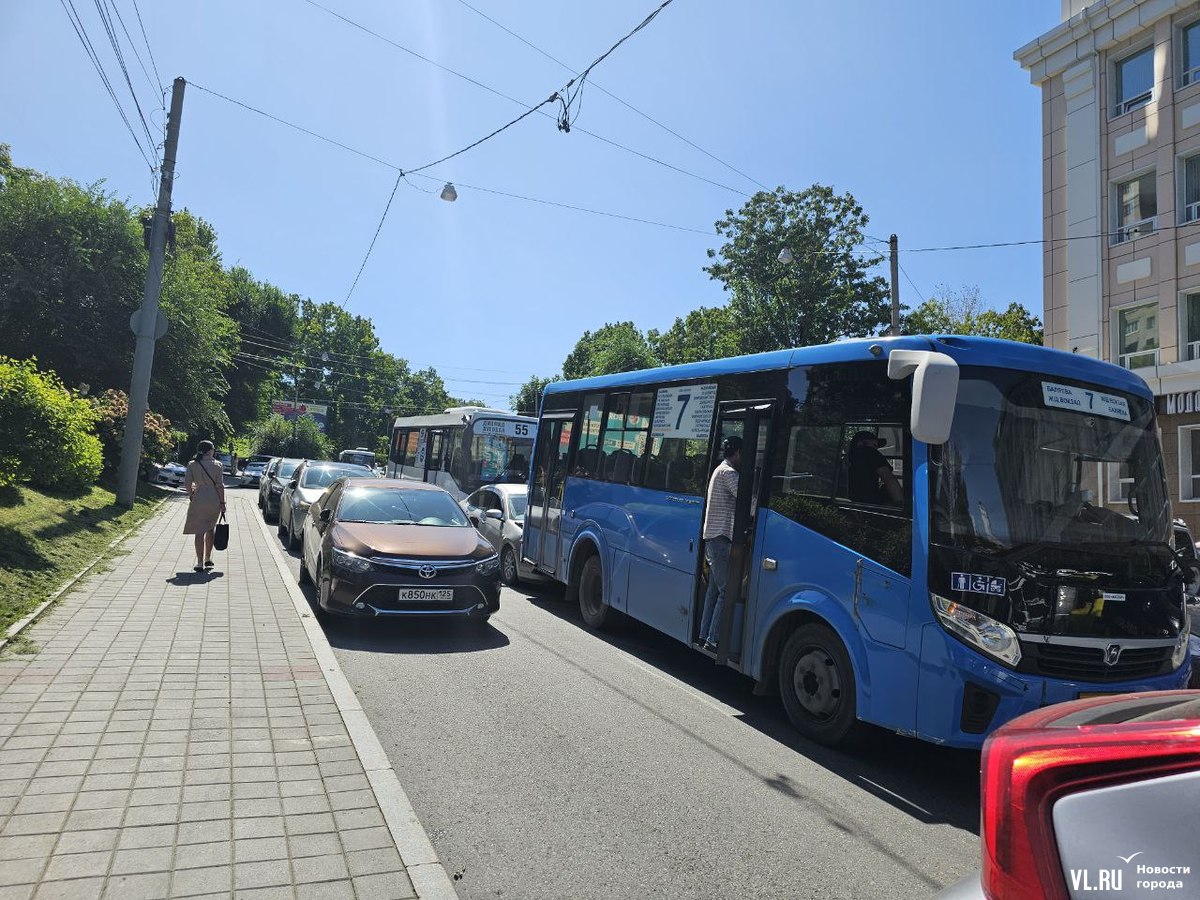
left=3, top=0, right=1060, bottom=410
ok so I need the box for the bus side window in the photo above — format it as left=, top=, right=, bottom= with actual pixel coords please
left=769, top=363, right=912, bottom=576
left=576, top=394, right=605, bottom=478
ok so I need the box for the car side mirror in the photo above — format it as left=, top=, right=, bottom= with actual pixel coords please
left=485, top=509, right=503, bottom=521
left=288, top=478, right=299, bottom=488
left=320, top=508, right=332, bottom=524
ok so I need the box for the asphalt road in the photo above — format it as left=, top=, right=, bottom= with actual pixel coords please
left=250, top=489, right=982, bottom=900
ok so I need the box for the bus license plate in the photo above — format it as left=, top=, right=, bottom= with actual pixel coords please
left=398, top=588, right=453, bottom=602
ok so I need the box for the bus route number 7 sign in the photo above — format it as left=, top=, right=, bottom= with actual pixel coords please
left=653, top=383, right=718, bottom=440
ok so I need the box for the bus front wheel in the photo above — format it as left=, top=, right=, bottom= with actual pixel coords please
left=578, top=556, right=611, bottom=630
left=778, top=624, right=863, bottom=747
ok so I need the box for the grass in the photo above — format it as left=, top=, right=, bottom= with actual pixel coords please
left=0, top=480, right=164, bottom=635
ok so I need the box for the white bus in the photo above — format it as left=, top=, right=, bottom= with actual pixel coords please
left=387, top=407, right=535, bottom=500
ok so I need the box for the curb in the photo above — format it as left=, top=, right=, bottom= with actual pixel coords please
left=0, top=493, right=168, bottom=655
left=251, top=501, right=460, bottom=900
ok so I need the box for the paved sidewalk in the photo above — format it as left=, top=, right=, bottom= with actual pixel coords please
left=0, top=492, right=453, bottom=900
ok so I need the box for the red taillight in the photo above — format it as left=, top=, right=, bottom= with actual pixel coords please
left=980, top=691, right=1200, bottom=900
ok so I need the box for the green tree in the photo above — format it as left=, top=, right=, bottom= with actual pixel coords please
left=510, top=375, right=561, bottom=416
left=705, top=185, right=889, bottom=352
left=249, top=414, right=331, bottom=460
left=903, top=286, right=1042, bottom=345
left=562, top=322, right=658, bottom=380
left=0, top=356, right=102, bottom=490
left=648, top=305, right=741, bottom=366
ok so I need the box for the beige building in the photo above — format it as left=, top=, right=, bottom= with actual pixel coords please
left=1017, top=0, right=1200, bottom=534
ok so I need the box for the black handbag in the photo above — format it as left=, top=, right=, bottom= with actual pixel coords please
left=199, top=461, right=229, bottom=551
left=213, top=512, right=229, bottom=551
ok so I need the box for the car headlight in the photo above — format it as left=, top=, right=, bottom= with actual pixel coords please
left=332, top=548, right=373, bottom=575
left=932, top=593, right=1022, bottom=667
left=475, top=554, right=500, bottom=576
left=1172, top=613, right=1191, bottom=668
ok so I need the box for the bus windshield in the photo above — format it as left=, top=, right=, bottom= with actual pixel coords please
left=932, top=367, right=1170, bottom=554
left=472, top=422, right=533, bottom=485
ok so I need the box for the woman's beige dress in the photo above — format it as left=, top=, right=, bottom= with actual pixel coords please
left=183, top=458, right=224, bottom=534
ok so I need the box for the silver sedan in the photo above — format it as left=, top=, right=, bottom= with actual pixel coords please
left=462, top=483, right=546, bottom=586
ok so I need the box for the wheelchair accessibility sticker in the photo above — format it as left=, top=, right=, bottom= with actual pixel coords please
left=951, top=572, right=1007, bottom=596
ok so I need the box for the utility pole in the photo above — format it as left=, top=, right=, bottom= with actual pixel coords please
left=889, top=233, right=900, bottom=337
left=117, top=77, right=185, bottom=507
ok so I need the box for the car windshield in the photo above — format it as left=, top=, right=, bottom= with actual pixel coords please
left=507, top=494, right=527, bottom=519
left=932, top=367, right=1170, bottom=554
left=301, top=465, right=370, bottom=488
left=338, top=488, right=469, bottom=526
left=278, top=460, right=300, bottom=478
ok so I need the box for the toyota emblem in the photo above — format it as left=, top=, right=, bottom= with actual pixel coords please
left=1104, top=643, right=1122, bottom=666
left=418, top=565, right=437, bottom=580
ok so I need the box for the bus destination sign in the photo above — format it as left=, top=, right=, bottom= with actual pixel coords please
left=1041, top=382, right=1130, bottom=422
left=653, top=383, right=718, bottom=440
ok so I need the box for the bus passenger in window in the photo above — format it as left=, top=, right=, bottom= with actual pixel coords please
left=699, top=436, right=742, bottom=651
left=848, top=431, right=902, bottom=506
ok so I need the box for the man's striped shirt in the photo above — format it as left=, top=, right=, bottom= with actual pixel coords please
left=702, top=460, right=739, bottom=540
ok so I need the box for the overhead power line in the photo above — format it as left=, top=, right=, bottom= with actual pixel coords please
left=59, top=0, right=155, bottom=170
left=91, top=0, right=158, bottom=152
left=129, top=0, right=163, bottom=92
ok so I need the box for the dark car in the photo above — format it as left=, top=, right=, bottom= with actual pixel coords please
left=934, top=690, right=1200, bottom=900
left=278, top=460, right=374, bottom=549
left=259, top=457, right=303, bottom=522
left=299, top=478, right=500, bottom=622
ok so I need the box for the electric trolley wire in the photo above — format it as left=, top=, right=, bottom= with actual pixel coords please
left=300, top=0, right=748, bottom=198
left=342, top=173, right=402, bottom=307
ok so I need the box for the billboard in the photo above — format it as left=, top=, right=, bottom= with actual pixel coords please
left=271, top=400, right=329, bottom=433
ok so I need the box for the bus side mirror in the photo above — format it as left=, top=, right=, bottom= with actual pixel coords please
left=888, top=349, right=959, bottom=445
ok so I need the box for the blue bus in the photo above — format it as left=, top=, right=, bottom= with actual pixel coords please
left=522, top=336, right=1193, bottom=747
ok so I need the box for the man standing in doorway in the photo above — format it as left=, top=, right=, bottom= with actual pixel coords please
left=700, top=435, right=742, bottom=651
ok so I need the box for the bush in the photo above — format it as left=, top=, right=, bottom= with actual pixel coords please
left=90, top=389, right=175, bottom=474
left=249, top=414, right=331, bottom=460
left=0, top=357, right=103, bottom=490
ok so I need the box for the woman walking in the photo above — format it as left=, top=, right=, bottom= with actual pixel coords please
left=183, top=440, right=226, bottom=572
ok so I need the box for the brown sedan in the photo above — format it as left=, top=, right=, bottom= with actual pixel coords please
left=298, top=478, right=500, bottom=621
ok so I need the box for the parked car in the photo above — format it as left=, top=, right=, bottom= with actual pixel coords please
left=216, top=452, right=235, bottom=476
left=259, top=457, right=303, bottom=522
left=299, top=478, right=500, bottom=622
left=934, top=690, right=1200, bottom=900
left=278, top=461, right=373, bottom=550
left=240, top=460, right=268, bottom=488
left=155, top=461, right=186, bottom=489
left=462, top=483, right=544, bottom=586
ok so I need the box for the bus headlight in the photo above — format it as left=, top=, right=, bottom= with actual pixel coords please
left=932, top=594, right=1022, bottom=667
left=475, top=554, right=500, bottom=576
left=1172, top=615, right=1190, bottom=669
left=332, top=548, right=372, bottom=575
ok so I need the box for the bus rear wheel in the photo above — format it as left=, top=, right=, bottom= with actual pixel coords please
left=778, top=623, right=863, bottom=747
left=578, top=556, right=611, bottom=630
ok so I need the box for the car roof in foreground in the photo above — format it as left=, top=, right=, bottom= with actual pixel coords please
left=341, top=478, right=444, bottom=491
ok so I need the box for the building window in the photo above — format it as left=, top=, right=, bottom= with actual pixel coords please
left=1180, top=427, right=1200, bottom=501
left=1116, top=302, right=1160, bottom=369
left=1182, top=21, right=1200, bottom=87
left=1187, top=427, right=1200, bottom=501
left=1184, top=293, right=1200, bottom=361
left=1114, top=46, right=1154, bottom=115
left=1113, top=172, right=1157, bottom=244
left=1182, top=155, right=1200, bottom=224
